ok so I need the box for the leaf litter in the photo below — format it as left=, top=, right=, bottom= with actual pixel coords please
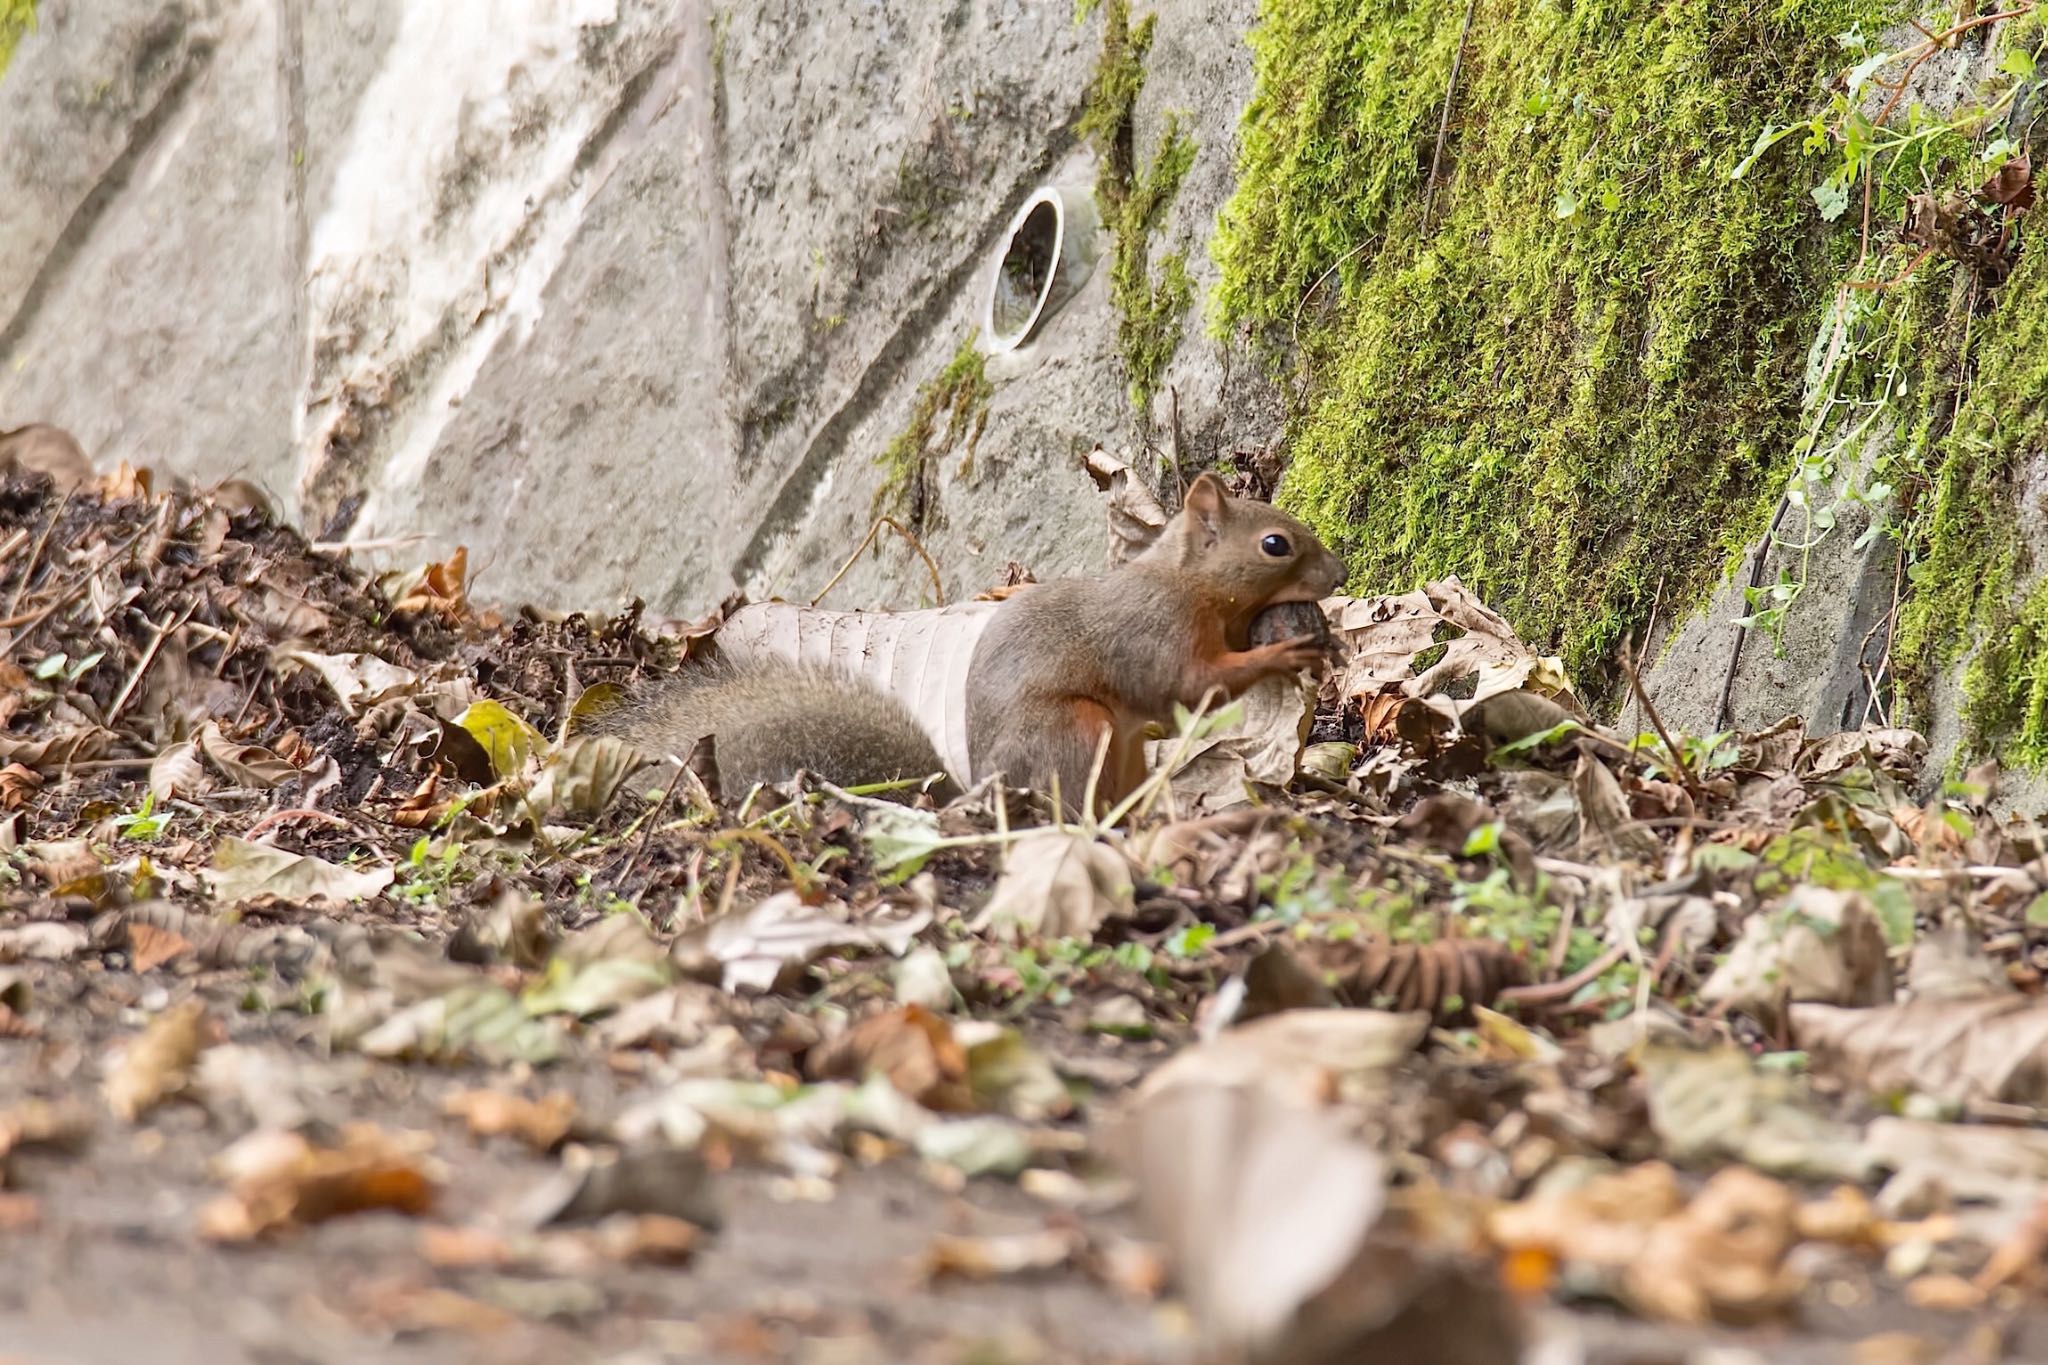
left=7, top=471, right=2048, bottom=1360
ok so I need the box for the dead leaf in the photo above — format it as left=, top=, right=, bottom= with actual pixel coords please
left=1637, top=1042, right=1873, bottom=1182
left=126, top=921, right=195, bottom=972
left=1700, top=887, right=1895, bottom=1024
left=807, top=1005, right=971, bottom=1109
left=1082, top=445, right=1170, bottom=566
left=1792, top=995, right=2048, bottom=1107
left=1143, top=1008, right=1430, bottom=1106
left=104, top=1000, right=213, bottom=1121
left=674, top=892, right=929, bottom=993
left=148, top=740, right=210, bottom=802
left=1112, top=1058, right=1387, bottom=1354
left=200, top=1124, right=439, bottom=1240
left=194, top=721, right=300, bottom=789
left=203, top=837, right=394, bottom=905
left=922, top=1227, right=1086, bottom=1281
left=443, top=1090, right=578, bottom=1153
left=522, top=734, right=639, bottom=822
left=0, top=921, right=89, bottom=962
left=1978, top=150, right=2033, bottom=210
left=0, top=762, right=42, bottom=809
left=1149, top=672, right=1316, bottom=811
left=278, top=649, right=421, bottom=716
left=972, top=828, right=1133, bottom=943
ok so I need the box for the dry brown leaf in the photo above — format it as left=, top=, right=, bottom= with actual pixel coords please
left=104, top=1000, right=213, bottom=1121
left=0, top=726, right=110, bottom=771
left=148, top=740, right=210, bottom=802
left=1082, top=445, right=1170, bottom=566
left=806, top=1004, right=971, bottom=1110
left=442, top=1089, right=578, bottom=1152
left=1700, top=887, right=1895, bottom=1024
left=203, top=837, right=394, bottom=905
left=201, top=1124, right=439, bottom=1241
left=0, top=1191, right=42, bottom=1230
left=973, top=828, right=1133, bottom=943
left=1792, top=995, right=2048, bottom=1106
left=1112, top=1052, right=1387, bottom=1355
left=126, top=921, right=195, bottom=973
left=922, top=1227, right=1085, bottom=1282
left=594, top=1212, right=703, bottom=1266
left=0, top=762, right=41, bottom=809
left=1148, top=671, right=1317, bottom=811
left=671, top=891, right=928, bottom=993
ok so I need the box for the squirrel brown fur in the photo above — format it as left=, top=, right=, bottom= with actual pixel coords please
left=581, top=658, right=958, bottom=802
left=966, top=471, right=1345, bottom=815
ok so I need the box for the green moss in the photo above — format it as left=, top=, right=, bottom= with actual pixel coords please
left=0, top=0, right=36, bottom=81
left=874, top=336, right=992, bottom=531
left=1081, top=0, right=1196, bottom=411
left=1894, top=242, right=2048, bottom=758
left=1212, top=0, right=1905, bottom=692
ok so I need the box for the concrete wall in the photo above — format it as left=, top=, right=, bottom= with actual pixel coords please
left=0, top=0, right=1272, bottom=620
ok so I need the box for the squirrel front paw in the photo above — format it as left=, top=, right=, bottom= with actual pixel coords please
left=1258, top=635, right=1331, bottom=676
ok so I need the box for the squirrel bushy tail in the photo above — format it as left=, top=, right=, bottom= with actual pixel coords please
left=580, top=659, right=957, bottom=802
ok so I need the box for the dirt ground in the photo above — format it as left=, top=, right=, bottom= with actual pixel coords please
left=6, top=472, right=2048, bottom=1365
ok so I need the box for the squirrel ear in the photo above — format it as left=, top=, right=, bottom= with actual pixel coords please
left=1183, top=472, right=1226, bottom=544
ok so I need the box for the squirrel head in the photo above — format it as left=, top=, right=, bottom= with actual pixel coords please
left=1150, top=471, right=1347, bottom=620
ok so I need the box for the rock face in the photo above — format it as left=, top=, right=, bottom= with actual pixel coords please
left=0, top=0, right=1272, bottom=619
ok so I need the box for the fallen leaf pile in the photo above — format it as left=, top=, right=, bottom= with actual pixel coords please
left=6, top=467, right=2048, bottom=1360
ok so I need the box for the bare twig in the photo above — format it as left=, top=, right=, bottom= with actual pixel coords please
left=811, top=516, right=946, bottom=608
left=4, top=502, right=62, bottom=619
left=1421, top=0, right=1481, bottom=233
left=1621, top=632, right=1706, bottom=801
left=1714, top=496, right=1793, bottom=732
left=105, top=609, right=190, bottom=726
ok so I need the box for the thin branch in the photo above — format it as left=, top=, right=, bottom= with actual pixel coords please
left=1421, top=0, right=1481, bottom=233
left=810, top=516, right=945, bottom=608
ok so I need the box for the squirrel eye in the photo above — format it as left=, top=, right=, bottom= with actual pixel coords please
left=1259, top=533, right=1292, bottom=558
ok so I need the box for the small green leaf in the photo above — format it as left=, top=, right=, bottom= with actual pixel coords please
left=2025, top=891, right=2048, bottom=926
left=1844, top=49, right=1893, bottom=95
left=2001, top=44, right=2037, bottom=81
left=1462, top=822, right=1502, bottom=857
left=1552, top=188, right=1580, bottom=221
left=32, top=653, right=65, bottom=680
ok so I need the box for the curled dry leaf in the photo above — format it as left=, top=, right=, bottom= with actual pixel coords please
left=126, top=920, right=195, bottom=972
left=148, top=740, right=210, bottom=802
left=1148, top=671, right=1317, bottom=812
left=0, top=761, right=43, bottom=809
left=1112, top=1058, right=1387, bottom=1356
left=277, top=649, right=421, bottom=716
left=672, top=891, right=929, bottom=993
left=972, top=828, right=1133, bottom=943
left=200, top=1124, right=439, bottom=1241
left=0, top=921, right=90, bottom=963
left=104, top=999, right=213, bottom=1122
left=1699, top=886, right=1895, bottom=1025
left=806, top=1004, right=970, bottom=1110
left=1792, top=995, right=2048, bottom=1107
left=521, top=734, right=639, bottom=823
left=202, top=837, right=394, bottom=906
left=1081, top=444, right=1170, bottom=567
left=922, top=1227, right=1086, bottom=1283
left=1139, top=1008, right=1430, bottom=1109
